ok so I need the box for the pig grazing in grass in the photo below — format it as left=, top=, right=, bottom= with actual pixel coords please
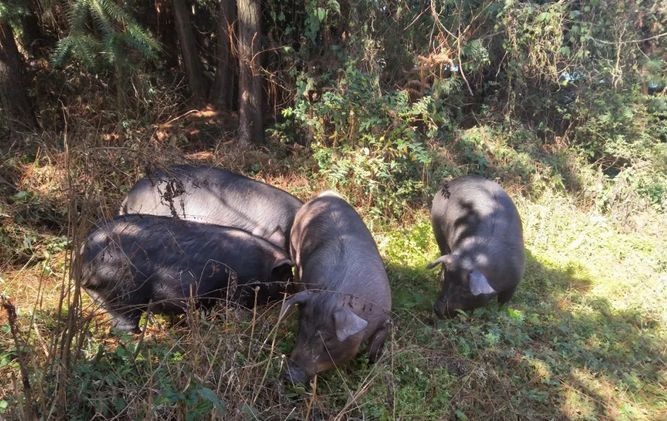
left=79, top=214, right=293, bottom=332
left=428, top=176, right=525, bottom=317
left=120, top=164, right=303, bottom=252
left=281, top=191, right=392, bottom=384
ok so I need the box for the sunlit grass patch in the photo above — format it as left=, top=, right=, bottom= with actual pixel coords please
left=1, top=158, right=666, bottom=419
left=375, top=216, right=440, bottom=313
left=365, top=192, right=667, bottom=419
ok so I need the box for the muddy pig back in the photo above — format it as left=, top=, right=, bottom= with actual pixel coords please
left=120, top=164, right=303, bottom=251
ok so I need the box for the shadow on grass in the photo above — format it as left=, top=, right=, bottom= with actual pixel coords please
left=382, top=248, right=665, bottom=420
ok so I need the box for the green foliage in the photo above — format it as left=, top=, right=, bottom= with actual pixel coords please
left=569, top=87, right=667, bottom=210
left=266, top=0, right=666, bottom=217
left=35, top=329, right=232, bottom=419
left=281, top=64, right=441, bottom=216
left=499, top=1, right=566, bottom=83
left=574, top=89, right=647, bottom=164
left=51, top=0, right=159, bottom=74
left=0, top=1, right=27, bottom=22
left=303, top=0, right=340, bottom=44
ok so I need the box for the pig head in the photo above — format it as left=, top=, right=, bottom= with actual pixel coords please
left=279, top=290, right=389, bottom=384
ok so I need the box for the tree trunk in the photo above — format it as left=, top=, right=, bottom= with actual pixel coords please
left=211, top=0, right=237, bottom=111
left=16, top=0, right=45, bottom=56
left=0, top=19, right=37, bottom=132
left=143, top=0, right=179, bottom=69
left=172, top=0, right=208, bottom=105
left=237, top=0, right=263, bottom=145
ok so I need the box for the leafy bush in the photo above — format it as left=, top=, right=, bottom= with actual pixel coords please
left=281, top=64, right=442, bottom=217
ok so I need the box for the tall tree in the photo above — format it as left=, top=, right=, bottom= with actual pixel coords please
left=173, top=0, right=208, bottom=105
left=0, top=18, right=37, bottom=132
left=237, top=0, right=263, bottom=145
left=211, top=0, right=237, bottom=111
left=15, top=0, right=45, bottom=57
left=141, top=0, right=179, bottom=69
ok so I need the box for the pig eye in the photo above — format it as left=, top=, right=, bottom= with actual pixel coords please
left=317, top=330, right=334, bottom=344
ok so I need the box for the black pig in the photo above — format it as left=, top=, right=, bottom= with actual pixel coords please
left=280, top=191, right=392, bottom=384
left=79, top=214, right=293, bottom=332
left=119, top=165, right=303, bottom=252
left=428, top=176, right=525, bottom=317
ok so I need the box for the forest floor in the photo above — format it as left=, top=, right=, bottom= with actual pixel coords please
left=0, top=127, right=666, bottom=420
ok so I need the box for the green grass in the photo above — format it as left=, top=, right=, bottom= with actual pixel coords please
left=1, top=173, right=666, bottom=419
left=366, top=193, right=667, bottom=420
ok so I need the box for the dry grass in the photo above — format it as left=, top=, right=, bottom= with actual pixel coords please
left=1, top=110, right=666, bottom=420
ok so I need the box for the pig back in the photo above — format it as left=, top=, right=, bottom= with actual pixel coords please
left=431, top=176, right=525, bottom=289
left=290, top=195, right=391, bottom=312
left=432, top=176, right=523, bottom=251
left=120, top=165, right=303, bottom=250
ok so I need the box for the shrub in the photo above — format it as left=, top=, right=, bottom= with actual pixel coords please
left=280, top=64, right=443, bottom=217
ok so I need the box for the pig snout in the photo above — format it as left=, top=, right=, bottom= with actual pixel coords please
left=433, top=295, right=465, bottom=318
left=433, top=300, right=444, bottom=318
left=434, top=292, right=492, bottom=317
left=283, top=363, right=311, bottom=385
left=433, top=298, right=450, bottom=318
left=111, top=317, right=142, bottom=334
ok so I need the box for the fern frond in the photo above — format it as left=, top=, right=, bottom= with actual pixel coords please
left=55, top=0, right=159, bottom=73
left=88, top=0, right=116, bottom=37
left=0, top=2, right=26, bottom=21
left=95, top=0, right=130, bottom=26
left=106, top=32, right=124, bottom=66
left=124, top=23, right=161, bottom=60
left=66, top=0, right=90, bottom=35
left=51, top=34, right=103, bottom=71
left=72, top=34, right=104, bottom=70
left=51, top=37, right=76, bottom=67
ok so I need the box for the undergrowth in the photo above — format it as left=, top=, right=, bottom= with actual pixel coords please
left=1, top=132, right=666, bottom=419
left=2, top=0, right=666, bottom=417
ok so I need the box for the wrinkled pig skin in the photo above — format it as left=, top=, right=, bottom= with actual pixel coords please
left=79, top=214, right=293, bottom=332
left=281, top=191, right=392, bottom=384
left=428, top=176, right=525, bottom=317
left=119, top=164, right=303, bottom=252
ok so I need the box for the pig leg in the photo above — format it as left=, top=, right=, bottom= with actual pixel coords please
left=367, top=323, right=390, bottom=363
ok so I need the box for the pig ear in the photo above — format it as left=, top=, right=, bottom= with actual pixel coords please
left=273, top=258, right=294, bottom=270
left=426, top=254, right=455, bottom=270
left=278, top=290, right=312, bottom=321
left=469, top=270, right=496, bottom=296
left=333, top=307, right=368, bottom=342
